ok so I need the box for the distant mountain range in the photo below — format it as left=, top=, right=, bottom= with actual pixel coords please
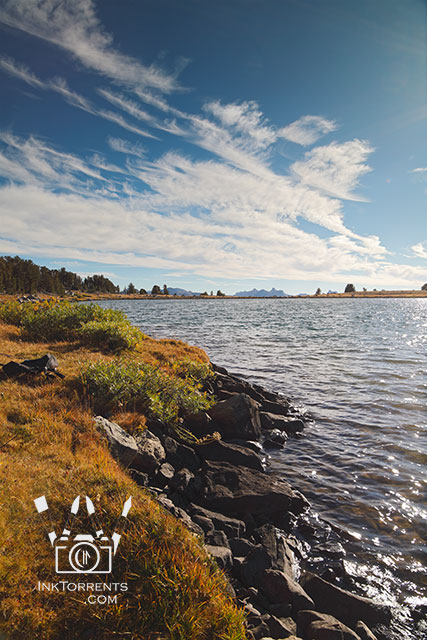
left=167, top=287, right=201, bottom=297
left=233, top=287, right=289, bottom=297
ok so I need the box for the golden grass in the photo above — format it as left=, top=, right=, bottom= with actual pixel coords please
left=0, top=323, right=246, bottom=640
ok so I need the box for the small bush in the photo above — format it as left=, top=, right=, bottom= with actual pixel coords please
left=80, top=360, right=214, bottom=426
left=172, top=357, right=214, bottom=383
left=0, top=300, right=27, bottom=325
left=78, top=319, right=144, bottom=352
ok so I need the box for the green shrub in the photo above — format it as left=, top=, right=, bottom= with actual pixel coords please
left=77, top=319, right=143, bottom=352
left=172, top=357, right=215, bottom=383
left=0, top=301, right=27, bottom=326
left=80, top=360, right=214, bottom=426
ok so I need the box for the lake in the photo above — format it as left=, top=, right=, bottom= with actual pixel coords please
left=91, top=297, right=426, bottom=634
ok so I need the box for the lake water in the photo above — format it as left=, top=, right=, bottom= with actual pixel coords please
left=92, top=297, right=426, bottom=634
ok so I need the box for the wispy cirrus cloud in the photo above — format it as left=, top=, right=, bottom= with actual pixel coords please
left=411, top=242, right=427, bottom=259
left=0, top=55, right=45, bottom=88
left=0, top=0, right=180, bottom=93
left=279, top=115, right=338, bottom=146
left=108, top=137, right=145, bottom=158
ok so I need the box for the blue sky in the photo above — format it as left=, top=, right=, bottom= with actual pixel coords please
left=0, top=0, right=425, bottom=294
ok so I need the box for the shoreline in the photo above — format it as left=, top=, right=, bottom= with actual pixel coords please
left=0, top=300, right=421, bottom=639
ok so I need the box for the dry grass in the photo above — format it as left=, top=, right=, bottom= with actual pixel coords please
left=0, top=323, right=246, bottom=640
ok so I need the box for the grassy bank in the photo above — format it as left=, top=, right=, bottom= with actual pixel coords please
left=0, top=301, right=246, bottom=640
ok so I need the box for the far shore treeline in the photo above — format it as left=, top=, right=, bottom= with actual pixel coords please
left=1, top=255, right=426, bottom=298
left=0, top=255, right=119, bottom=295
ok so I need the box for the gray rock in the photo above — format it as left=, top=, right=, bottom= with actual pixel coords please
left=229, top=537, right=257, bottom=557
left=356, top=620, right=378, bottom=640
left=260, top=569, right=314, bottom=612
left=192, top=514, right=214, bottom=535
left=95, top=417, right=164, bottom=473
left=163, top=436, right=200, bottom=472
left=170, top=467, right=194, bottom=493
left=155, top=462, right=175, bottom=488
left=265, top=614, right=297, bottom=638
left=260, top=412, right=304, bottom=434
left=206, top=529, right=230, bottom=548
left=196, top=439, right=263, bottom=471
left=259, top=400, right=290, bottom=416
left=268, top=603, right=292, bottom=618
left=301, top=573, right=392, bottom=628
left=184, top=411, right=213, bottom=437
left=297, top=610, right=359, bottom=639
left=204, top=544, right=233, bottom=570
left=249, top=621, right=270, bottom=640
left=156, top=495, right=204, bottom=537
left=200, top=461, right=308, bottom=523
left=129, top=469, right=149, bottom=486
left=308, top=619, right=360, bottom=639
left=240, top=545, right=272, bottom=586
left=253, top=524, right=296, bottom=578
left=208, top=393, right=262, bottom=440
left=228, top=439, right=264, bottom=453
left=189, top=503, right=246, bottom=537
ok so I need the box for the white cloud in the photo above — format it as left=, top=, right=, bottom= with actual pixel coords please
left=0, top=55, right=45, bottom=88
left=409, top=167, right=427, bottom=173
left=108, top=137, right=145, bottom=158
left=279, top=115, right=338, bottom=146
left=290, top=139, right=373, bottom=200
left=411, top=242, right=427, bottom=259
left=204, top=100, right=276, bottom=149
left=0, top=0, right=179, bottom=93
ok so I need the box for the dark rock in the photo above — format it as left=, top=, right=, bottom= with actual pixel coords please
left=356, top=620, right=378, bottom=640
left=163, top=436, right=200, bottom=472
left=241, top=545, right=272, bottom=586
left=95, top=417, right=165, bottom=474
left=192, top=514, right=214, bottom=535
left=155, top=462, right=175, bottom=488
left=206, top=529, right=230, bottom=548
left=268, top=603, right=292, bottom=618
left=189, top=504, right=246, bottom=537
left=301, top=573, right=392, bottom=628
left=184, top=411, right=213, bottom=437
left=249, top=621, right=270, bottom=640
left=265, top=614, right=297, bottom=638
left=199, top=461, right=308, bottom=523
left=204, top=544, right=233, bottom=570
left=260, top=412, right=304, bottom=435
left=259, top=569, right=314, bottom=612
left=297, top=610, right=360, bottom=640
left=253, top=524, right=296, bottom=577
left=313, top=541, right=346, bottom=558
left=259, top=400, right=290, bottom=416
left=218, top=390, right=237, bottom=401
left=134, top=429, right=166, bottom=474
left=211, top=363, right=228, bottom=375
left=128, top=469, right=149, bottom=486
left=229, top=537, right=257, bottom=557
left=196, top=439, right=263, bottom=471
left=208, top=393, right=262, bottom=440
left=228, top=439, right=264, bottom=454
left=156, top=496, right=204, bottom=537
left=170, top=468, right=194, bottom=493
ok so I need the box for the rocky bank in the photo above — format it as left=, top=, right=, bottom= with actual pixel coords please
left=95, top=363, right=396, bottom=640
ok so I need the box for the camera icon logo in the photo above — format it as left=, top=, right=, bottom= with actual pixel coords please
left=55, top=534, right=113, bottom=574
left=34, top=494, right=132, bottom=575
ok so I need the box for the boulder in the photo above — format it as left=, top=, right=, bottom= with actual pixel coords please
left=206, top=530, right=229, bottom=548
left=192, top=514, right=214, bottom=535
left=95, top=417, right=165, bottom=474
left=228, top=439, right=264, bottom=453
left=155, top=462, right=175, bottom=488
left=229, top=537, right=257, bottom=557
left=184, top=411, right=213, bottom=437
left=260, top=412, right=304, bottom=435
left=301, top=573, right=392, bottom=628
left=208, top=393, right=262, bottom=440
left=200, top=461, right=308, bottom=523
left=265, top=615, right=297, bottom=638
left=268, top=603, right=292, bottom=618
left=253, top=524, right=296, bottom=577
left=196, top=439, right=263, bottom=471
left=259, top=400, right=290, bottom=416
left=259, top=569, right=314, bottom=612
left=240, top=545, right=272, bottom=586
left=170, top=467, right=195, bottom=493
left=189, top=504, right=246, bottom=538
left=297, top=610, right=359, bottom=640
left=163, top=436, right=200, bottom=472
left=204, top=544, right=233, bottom=570
left=156, top=496, right=203, bottom=537
left=134, top=429, right=166, bottom=474
left=356, top=620, right=378, bottom=640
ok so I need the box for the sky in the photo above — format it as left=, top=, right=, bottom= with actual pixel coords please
left=0, top=0, right=426, bottom=295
